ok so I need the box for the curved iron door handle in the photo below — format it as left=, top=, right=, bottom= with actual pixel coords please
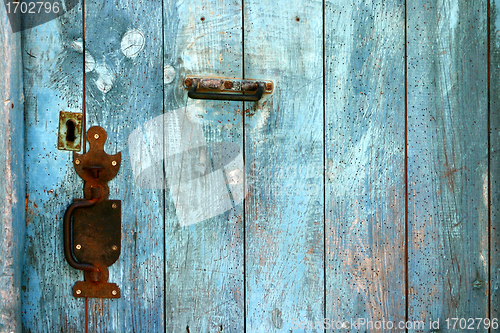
left=63, top=199, right=100, bottom=272
left=188, top=79, right=265, bottom=101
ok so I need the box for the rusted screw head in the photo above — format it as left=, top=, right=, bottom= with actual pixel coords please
left=265, top=82, right=273, bottom=91
left=75, top=159, right=81, bottom=165
left=112, top=203, right=117, bottom=209
left=184, top=78, right=193, bottom=87
left=76, top=289, right=82, bottom=295
left=75, top=244, right=82, bottom=250
left=224, top=80, right=233, bottom=89
left=112, top=245, right=118, bottom=251
left=94, top=133, right=100, bottom=140
left=112, top=160, right=117, bottom=166
left=112, top=290, right=117, bottom=296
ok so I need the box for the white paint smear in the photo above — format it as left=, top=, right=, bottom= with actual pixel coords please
left=121, top=29, right=145, bottom=58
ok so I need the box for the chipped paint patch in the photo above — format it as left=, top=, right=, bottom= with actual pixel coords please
left=94, top=64, right=115, bottom=93
left=84, top=51, right=96, bottom=72
left=163, top=64, right=176, bottom=84
left=120, top=29, right=145, bottom=58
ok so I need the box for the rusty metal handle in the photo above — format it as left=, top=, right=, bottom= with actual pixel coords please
left=63, top=199, right=100, bottom=272
left=188, top=79, right=265, bottom=101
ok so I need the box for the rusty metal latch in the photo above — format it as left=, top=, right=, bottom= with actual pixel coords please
left=184, top=77, right=273, bottom=101
left=63, top=126, right=122, bottom=298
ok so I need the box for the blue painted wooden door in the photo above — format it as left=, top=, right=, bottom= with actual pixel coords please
left=19, top=0, right=498, bottom=332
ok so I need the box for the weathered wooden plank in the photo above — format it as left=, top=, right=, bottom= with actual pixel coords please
left=20, top=6, right=87, bottom=332
left=0, top=5, right=24, bottom=333
left=163, top=1, right=245, bottom=331
left=243, top=1, right=324, bottom=331
left=83, top=1, right=165, bottom=331
left=324, top=0, right=406, bottom=331
left=407, top=0, right=489, bottom=331
left=491, top=0, right=500, bottom=326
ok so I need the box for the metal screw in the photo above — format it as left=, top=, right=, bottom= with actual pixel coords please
left=265, top=82, right=273, bottom=91
left=112, top=290, right=117, bottom=296
left=94, top=133, right=100, bottom=139
left=75, top=159, right=81, bottom=165
left=112, top=160, right=117, bottom=166
left=112, top=245, right=118, bottom=251
left=224, top=80, right=233, bottom=89
left=76, top=289, right=82, bottom=295
left=112, top=203, right=117, bottom=209
left=75, top=244, right=81, bottom=250
left=184, top=78, right=193, bottom=87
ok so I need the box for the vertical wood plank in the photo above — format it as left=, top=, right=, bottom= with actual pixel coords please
left=491, top=0, right=500, bottom=326
left=324, top=0, right=406, bottom=331
left=163, top=0, right=245, bottom=331
left=244, top=1, right=324, bottom=331
left=84, top=1, right=165, bottom=331
left=407, top=0, right=489, bottom=330
left=0, top=5, right=24, bottom=333
left=20, top=6, right=87, bottom=332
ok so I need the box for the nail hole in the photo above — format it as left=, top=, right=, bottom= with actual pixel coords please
left=186, top=325, right=190, bottom=333
left=66, top=119, right=76, bottom=142
left=296, top=16, right=300, bottom=21
left=200, top=17, right=205, bottom=21
left=11, top=103, right=14, bottom=109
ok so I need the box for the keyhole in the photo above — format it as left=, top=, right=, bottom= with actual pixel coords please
left=66, top=119, right=76, bottom=142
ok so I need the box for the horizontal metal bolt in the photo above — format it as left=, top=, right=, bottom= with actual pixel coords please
left=112, top=290, right=117, bottom=296
left=112, top=203, right=117, bottom=209
left=112, top=245, right=118, bottom=251
left=94, top=133, right=100, bottom=139
left=76, top=289, right=82, bottom=295
left=112, top=161, right=117, bottom=166
left=75, top=244, right=81, bottom=250
left=75, top=159, right=81, bottom=165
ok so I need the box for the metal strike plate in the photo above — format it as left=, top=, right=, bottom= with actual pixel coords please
left=58, top=111, right=83, bottom=151
left=72, top=199, right=121, bottom=267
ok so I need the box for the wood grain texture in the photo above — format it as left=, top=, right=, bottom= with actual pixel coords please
left=243, top=1, right=324, bottom=331
left=324, top=0, right=406, bottom=331
left=0, top=5, right=24, bottom=333
left=163, top=1, right=245, bottom=331
left=407, top=0, right=489, bottom=330
left=83, top=1, right=164, bottom=331
left=20, top=6, right=87, bottom=332
left=491, top=0, right=500, bottom=326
